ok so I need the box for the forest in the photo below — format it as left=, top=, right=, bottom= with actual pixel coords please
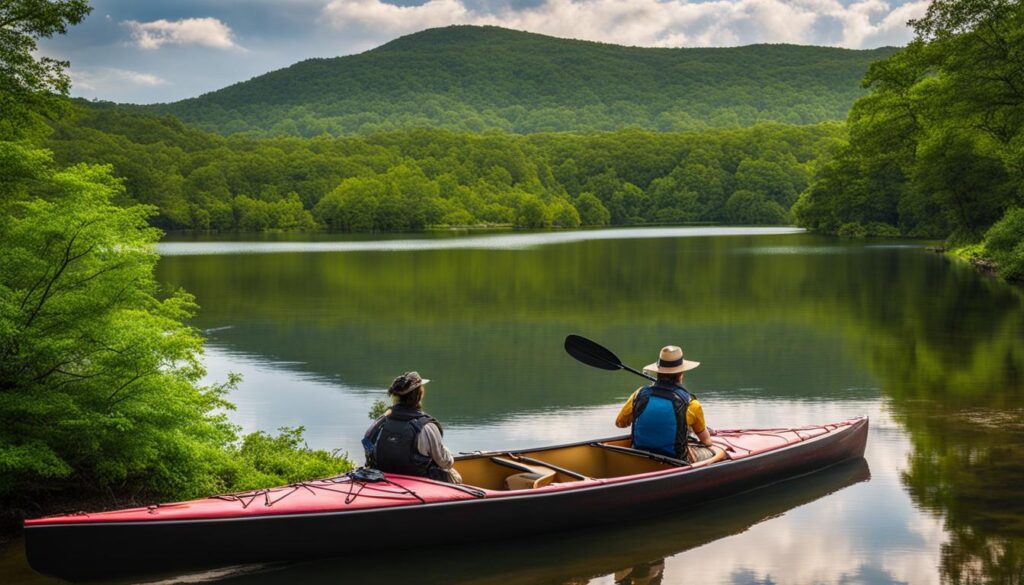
left=793, top=0, right=1024, bottom=279
left=144, top=25, right=894, bottom=136
left=48, top=103, right=841, bottom=232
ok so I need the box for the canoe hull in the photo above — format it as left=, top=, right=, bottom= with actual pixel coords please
left=25, top=417, right=868, bottom=580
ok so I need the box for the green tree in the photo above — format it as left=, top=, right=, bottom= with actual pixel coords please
left=554, top=158, right=582, bottom=195
left=793, top=146, right=904, bottom=235
left=913, top=130, right=1013, bottom=242
left=648, top=176, right=700, bottom=223
left=725, top=190, right=788, bottom=224
left=735, top=159, right=799, bottom=208
left=583, top=169, right=622, bottom=210
left=314, top=177, right=385, bottom=232
left=610, top=182, right=652, bottom=224
left=0, top=0, right=91, bottom=138
left=515, top=195, right=550, bottom=228
left=0, top=143, right=348, bottom=511
left=666, top=155, right=729, bottom=221
left=796, top=0, right=1024, bottom=248
left=0, top=143, right=226, bottom=499
left=574, top=192, right=611, bottom=226
left=549, top=199, right=581, bottom=228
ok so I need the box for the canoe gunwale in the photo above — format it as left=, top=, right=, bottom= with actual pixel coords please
left=25, top=416, right=869, bottom=528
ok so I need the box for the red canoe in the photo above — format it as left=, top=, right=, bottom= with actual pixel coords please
left=25, top=417, right=868, bottom=579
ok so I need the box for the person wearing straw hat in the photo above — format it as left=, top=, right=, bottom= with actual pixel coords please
left=363, top=371, right=462, bottom=483
left=614, top=345, right=718, bottom=463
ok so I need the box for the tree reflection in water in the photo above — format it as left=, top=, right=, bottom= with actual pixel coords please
left=848, top=249, right=1024, bottom=583
left=155, top=232, right=1024, bottom=583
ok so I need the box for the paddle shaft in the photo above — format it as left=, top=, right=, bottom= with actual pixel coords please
left=623, top=364, right=656, bottom=382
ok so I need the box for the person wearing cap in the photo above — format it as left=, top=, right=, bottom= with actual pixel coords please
left=614, top=345, right=718, bottom=463
left=362, top=371, right=462, bottom=483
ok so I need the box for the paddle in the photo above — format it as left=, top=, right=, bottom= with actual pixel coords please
left=564, top=334, right=656, bottom=382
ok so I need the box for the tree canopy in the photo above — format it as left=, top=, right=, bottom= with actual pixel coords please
left=0, top=141, right=350, bottom=514
left=794, top=0, right=1024, bottom=271
left=0, top=0, right=90, bottom=139
left=48, top=103, right=844, bottom=231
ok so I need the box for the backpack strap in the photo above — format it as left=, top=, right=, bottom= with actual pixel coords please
left=362, top=416, right=387, bottom=465
left=630, top=386, right=654, bottom=446
left=417, top=411, right=442, bottom=435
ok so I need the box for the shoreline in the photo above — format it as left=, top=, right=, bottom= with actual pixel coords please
left=932, top=246, right=1017, bottom=282
left=157, top=220, right=736, bottom=238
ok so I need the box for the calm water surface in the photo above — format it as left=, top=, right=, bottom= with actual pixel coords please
left=5, top=227, right=1024, bottom=584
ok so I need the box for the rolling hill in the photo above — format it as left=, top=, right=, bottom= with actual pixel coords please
left=147, top=26, right=896, bottom=136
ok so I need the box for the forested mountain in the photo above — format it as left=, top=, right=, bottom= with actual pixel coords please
left=145, top=26, right=896, bottom=136
left=48, top=103, right=841, bottom=230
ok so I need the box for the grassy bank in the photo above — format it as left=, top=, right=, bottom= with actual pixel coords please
left=949, top=209, right=1024, bottom=282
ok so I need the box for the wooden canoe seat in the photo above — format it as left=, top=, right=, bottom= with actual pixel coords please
left=490, top=456, right=557, bottom=490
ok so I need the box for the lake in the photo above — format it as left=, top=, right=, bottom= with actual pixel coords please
left=5, top=226, right=1023, bottom=584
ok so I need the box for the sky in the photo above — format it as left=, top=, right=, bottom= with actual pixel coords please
left=38, top=0, right=930, bottom=104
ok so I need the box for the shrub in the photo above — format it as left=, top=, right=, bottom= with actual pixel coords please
left=837, top=222, right=868, bottom=238
left=983, top=208, right=1024, bottom=280
left=984, top=208, right=1024, bottom=256
left=835, top=221, right=900, bottom=238
left=550, top=200, right=581, bottom=228
left=725, top=190, right=788, bottom=224
left=227, top=427, right=351, bottom=491
left=865, top=222, right=901, bottom=237
left=574, top=192, right=611, bottom=226
left=515, top=195, right=550, bottom=228
left=0, top=143, right=350, bottom=514
left=441, top=208, right=475, bottom=227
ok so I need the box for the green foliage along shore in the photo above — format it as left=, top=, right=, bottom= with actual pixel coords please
left=144, top=26, right=895, bottom=136
left=0, top=142, right=351, bottom=518
left=0, top=0, right=350, bottom=522
left=47, top=104, right=842, bottom=231
left=793, top=0, right=1024, bottom=277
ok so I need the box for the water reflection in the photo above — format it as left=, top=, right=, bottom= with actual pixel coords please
left=37, top=230, right=1017, bottom=584
left=159, top=234, right=894, bottom=423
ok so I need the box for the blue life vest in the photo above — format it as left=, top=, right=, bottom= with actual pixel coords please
left=631, top=382, right=692, bottom=460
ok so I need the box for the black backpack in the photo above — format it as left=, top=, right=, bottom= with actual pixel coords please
left=371, top=405, right=443, bottom=478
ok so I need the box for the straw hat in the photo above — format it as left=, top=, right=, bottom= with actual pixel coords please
left=644, top=345, right=700, bottom=375
left=388, top=371, right=431, bottom=396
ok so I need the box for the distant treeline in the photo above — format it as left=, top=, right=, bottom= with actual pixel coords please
left=145, top=26, right=894, bottom=136
left=47, top=105, right=842, bottom=232
left=793, top=0, right=1023, bottom=277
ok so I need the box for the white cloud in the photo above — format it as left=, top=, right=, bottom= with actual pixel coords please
left=123, top=17, right=244, bottom=51
left=320, top=0, right=929, bottom=49
left=70, top=67, right=168, bottom=92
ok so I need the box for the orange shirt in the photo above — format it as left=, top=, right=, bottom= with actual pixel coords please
left=615, top=388, right=707, bottom=434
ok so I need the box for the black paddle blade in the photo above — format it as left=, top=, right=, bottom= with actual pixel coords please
left=564, top=334, right=623, bottom=371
